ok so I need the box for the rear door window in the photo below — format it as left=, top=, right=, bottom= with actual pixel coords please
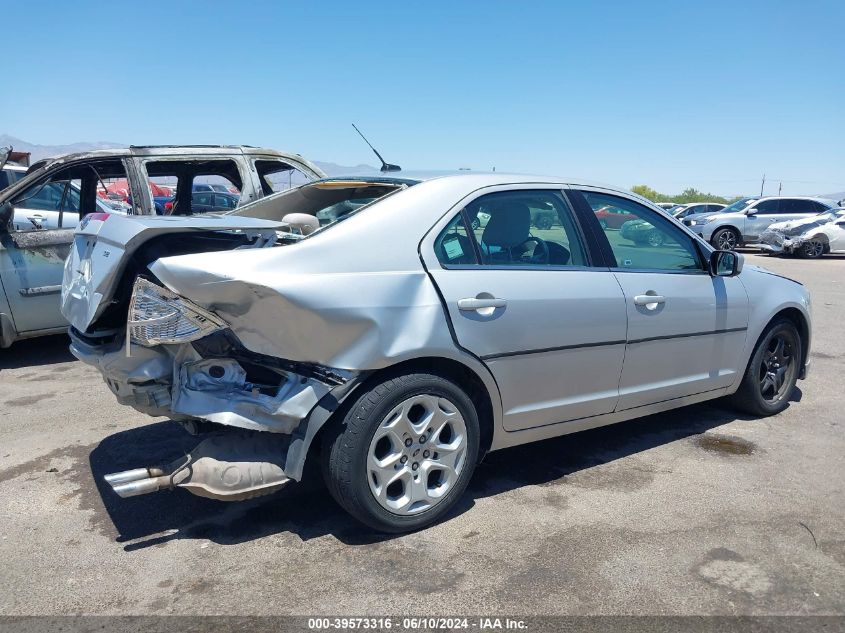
left=779, top=199, right=816, bottom=214
left=461, top=190, right=588, bottom=267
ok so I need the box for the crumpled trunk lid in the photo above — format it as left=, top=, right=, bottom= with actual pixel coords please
left=61, top=213, right=284, bottom=333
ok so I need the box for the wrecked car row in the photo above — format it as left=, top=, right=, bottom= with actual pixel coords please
left=0, top=145, right=323, bottom=346
left=58, top=171, right=811, bottom=532
left=759, top=208, right=845, bottom=258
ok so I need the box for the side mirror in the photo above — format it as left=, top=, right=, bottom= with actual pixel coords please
left=710, top=250, right=743, bottom=277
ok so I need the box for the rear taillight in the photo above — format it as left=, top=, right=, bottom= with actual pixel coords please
left=88, top=213, right=110, bottom=222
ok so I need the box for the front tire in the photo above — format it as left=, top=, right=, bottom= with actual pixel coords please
left=322, top=373, right=480, bottom=533
left=711, top=227, right=740, bottom=250
left=729, top=318, right=802, bottom=417
left=799, top=239, right=825, bottom=259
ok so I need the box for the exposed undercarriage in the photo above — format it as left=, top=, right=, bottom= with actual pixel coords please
left=71, top=321, right=363, bottom=500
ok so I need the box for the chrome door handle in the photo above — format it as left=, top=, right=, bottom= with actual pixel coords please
left=458, top=297, right=507, bottom=311
left=634, top=294, right=666, bottom=306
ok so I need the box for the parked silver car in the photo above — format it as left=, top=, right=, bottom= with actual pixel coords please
left=0, top=145, right=322, bottom=347
left=62, top=174, right=812, bottom=532
left=682, top=196, right=838, bottom=249
left=672, top=202, right=726, bottom=219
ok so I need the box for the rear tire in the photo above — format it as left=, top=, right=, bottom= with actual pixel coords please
left=728, top=318, right=802, bottom=417
left=322, top=372, right=480, bottom=533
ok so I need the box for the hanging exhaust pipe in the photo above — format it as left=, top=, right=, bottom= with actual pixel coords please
left=102, top=433, right=292, bottom=501
left=104, top=467, right=165, bottom=486
left=105, top=467, right=169, bottom=497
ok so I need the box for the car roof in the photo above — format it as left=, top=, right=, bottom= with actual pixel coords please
left=751, top=195, right=837, bottom=203
left=316, top=170, right=631, bottom=192
left=303, top=171, right=671, bottom=216
left=27, top=145, right=317, bottom=174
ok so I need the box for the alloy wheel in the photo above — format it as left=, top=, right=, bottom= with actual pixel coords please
left=716, top=230, right=738, bottom=250
left=803, top=240, right=824, bottom=258
left=758, top=332, right=797, bottom=404
left=367, top=394, right=468, bottom=515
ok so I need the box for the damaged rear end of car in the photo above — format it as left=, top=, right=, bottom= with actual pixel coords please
left=60, top=177, right=440, bottom=505
left=63, top=213, right=354, bottom=501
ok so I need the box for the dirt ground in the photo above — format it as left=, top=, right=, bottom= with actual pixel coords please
left=0, top=253, right=842, bottom=616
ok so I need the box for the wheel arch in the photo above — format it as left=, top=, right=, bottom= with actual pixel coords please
left=737, top=306, right=811, bottom=388
left=709, top=224, right=742, bottom=245
left=287, top=354, right=500, bottom=481
left=773, top=307, right=811, bottom=378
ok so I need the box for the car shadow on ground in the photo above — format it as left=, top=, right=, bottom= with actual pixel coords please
left=0, top=334, right=74, bottom=370
left=89, top=392, right=797, bottom=551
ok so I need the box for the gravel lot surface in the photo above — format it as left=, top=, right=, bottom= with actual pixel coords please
left=0, top=253, right=842, bottom=616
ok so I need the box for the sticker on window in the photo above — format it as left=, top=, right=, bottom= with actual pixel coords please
left=443, top=237, right=465, bottom=260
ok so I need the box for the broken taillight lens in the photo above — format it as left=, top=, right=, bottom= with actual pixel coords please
left=128, top=278, right=227, bottom=346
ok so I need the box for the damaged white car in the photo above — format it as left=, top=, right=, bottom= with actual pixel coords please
left=759, top=208, right=845, bottom=258
left=62, top=174, right=812, bottom=532
left=0, top=145, right=322, bottom=347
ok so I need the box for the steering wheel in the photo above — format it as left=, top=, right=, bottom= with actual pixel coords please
left=520, top=236, right=549, bottom=264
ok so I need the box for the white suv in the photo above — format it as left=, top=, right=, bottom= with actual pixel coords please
left=682, top=196, right=838, bottom=249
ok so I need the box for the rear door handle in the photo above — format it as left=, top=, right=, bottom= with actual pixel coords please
left=458, top=297, right=507, bottom=311
left=634, top=294, right=666, bottom=306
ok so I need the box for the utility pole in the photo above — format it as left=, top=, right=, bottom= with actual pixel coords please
left=778, top=182, right=782, bottom=196
left=760, top=173, right=766, bottom=196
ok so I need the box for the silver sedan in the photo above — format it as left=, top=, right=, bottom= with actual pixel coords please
left=62, top=173, right=812, bottom=532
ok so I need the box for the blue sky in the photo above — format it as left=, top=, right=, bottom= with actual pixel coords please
left=3, top=0, right=843, bottom=196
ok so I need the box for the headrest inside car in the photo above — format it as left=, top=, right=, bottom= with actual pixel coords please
left=282, top=213, right=320, bottom=235
left=482, top=202, right=530, bottom=248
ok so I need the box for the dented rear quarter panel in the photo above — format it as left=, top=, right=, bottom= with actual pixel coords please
left=146, top=177, right=511, bottom=439
left=148, top=177, right=495, bottom=369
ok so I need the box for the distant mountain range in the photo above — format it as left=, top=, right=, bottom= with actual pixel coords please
left=0, top=134, right=124, bottom=163
left=0, top=134, right=375, bottom=176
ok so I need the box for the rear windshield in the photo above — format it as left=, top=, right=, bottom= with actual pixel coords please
left=228, top=179, right=408, bottom=236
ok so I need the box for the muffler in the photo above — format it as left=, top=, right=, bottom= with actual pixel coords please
left=104, top=433, right=291, bottom=501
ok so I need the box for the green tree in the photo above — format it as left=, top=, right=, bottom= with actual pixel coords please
left=631, top=184, right=667, bottom=202
left=631, top=184, right=739, bottom=205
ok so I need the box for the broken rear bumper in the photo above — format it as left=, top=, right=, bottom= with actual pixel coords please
left=69, top=327, right=353, bottom=432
